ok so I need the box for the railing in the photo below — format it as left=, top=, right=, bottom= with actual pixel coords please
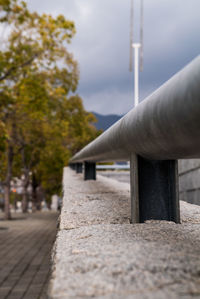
left=96, top=164, right=130, bottom=170
left=70, top=56, right=200, bottom=224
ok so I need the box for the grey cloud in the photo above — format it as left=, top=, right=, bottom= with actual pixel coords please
left=26, top=0, right=200, bottom=114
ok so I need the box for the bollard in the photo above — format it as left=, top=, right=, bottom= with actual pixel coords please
left=76, top=163, right=83, bottom=174
left=69, top=163, right=75, bottom=170
left=71, top=164, right=76, bottom=171
left=130, top=154, right=180, bottom=223
left=84, top=161, right=96, bottom=180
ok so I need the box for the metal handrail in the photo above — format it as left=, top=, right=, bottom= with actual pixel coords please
left=70, top=56, right=200, bottom=163
left=96, top=164, right=130, bottom=170
left=70, top=56, right=200, bottom=224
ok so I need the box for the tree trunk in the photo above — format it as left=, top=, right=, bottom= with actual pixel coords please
left=21, top=148, right=30, bottom=213
left=22, top=192, right=28, bottom=213
left=32, top=173, right=38, bottom=213
left=4, top=184, right=11, bottom=220
left=22, top=172, right=29, bottom=213
left=36, top=185, right=43, bottom=211
left=4, top=144, right=13, bottom=220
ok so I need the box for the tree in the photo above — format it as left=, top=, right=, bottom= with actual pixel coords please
left=0, top=0, right=99, bottom=219
left=65, top=95, right=99, bottom=155
left=35, top=95, right=99, bottom=200
left=0, top=0, right=77, bottom=218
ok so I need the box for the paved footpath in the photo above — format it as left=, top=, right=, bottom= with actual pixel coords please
left=0, top=211, right=58, bottom=299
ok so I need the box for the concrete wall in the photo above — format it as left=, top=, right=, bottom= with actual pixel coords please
left=179, top=159, right=200, bottom=205
left=49, top=168, right=200, bottom=299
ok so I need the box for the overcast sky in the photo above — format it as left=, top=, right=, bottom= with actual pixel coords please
left=26, top=0, right=200, bottom=115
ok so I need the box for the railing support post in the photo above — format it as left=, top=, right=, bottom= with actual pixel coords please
left=76, top=163, right=83, bottom=174
left=69, top=163, right=76, bottom=170
left=130, top=154, right=140, bottom=223
left=84, top=161, right=96, bottom=180
left=130, top=154, right=180, bottom=223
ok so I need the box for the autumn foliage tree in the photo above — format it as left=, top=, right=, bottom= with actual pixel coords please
left=0, top=0, right=99, bottom=219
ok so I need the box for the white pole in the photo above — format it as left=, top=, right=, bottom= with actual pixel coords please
left=132, top=43, right=141, bottom=107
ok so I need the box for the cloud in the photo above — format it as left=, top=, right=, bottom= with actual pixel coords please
left=82, top=88, right=133, bottom=116
left=26, top=0, right=200, bottom=114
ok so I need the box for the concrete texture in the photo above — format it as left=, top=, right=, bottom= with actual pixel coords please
left=179, top=159, right=200, bottom=205
left=179, top=170, right=200, bottom=191
left=49, top=168, right=200, bottom=299
left=179, top=159, right=200, bottom=174
left=97, top=171, right=130, bottom=184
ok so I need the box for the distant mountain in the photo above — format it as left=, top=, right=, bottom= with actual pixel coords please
left=92, top=112, right=123, bottom=131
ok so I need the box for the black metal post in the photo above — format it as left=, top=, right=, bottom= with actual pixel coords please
left=130, top=154, right=180, bottom=223
left=70, top=164, right=75, bottom=170
left=69, top=163, right=75, bottom=170
left=84, top=161, right=96, bottom=180
left=76, top=163, right=83, bottom=174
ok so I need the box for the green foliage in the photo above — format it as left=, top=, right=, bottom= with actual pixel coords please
left=0, top=0, right=99, bottom=202
left=65, top=95, right=98, bottom=154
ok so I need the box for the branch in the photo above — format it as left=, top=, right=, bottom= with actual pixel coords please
left=0, top=53, right=39, bottom=82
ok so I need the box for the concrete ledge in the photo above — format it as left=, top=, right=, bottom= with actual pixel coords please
left=178, top=159, right=200, bottom=205
left=49, top=168, right=200, bottom=299
left=179, top=159, right=200, bottom=174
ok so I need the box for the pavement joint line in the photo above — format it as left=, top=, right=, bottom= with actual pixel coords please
left=37, top=269, right=51, bottom=299
left=0, top=227, right=45, bottom=289
left=0, top=212, right=58, bottom=299
left=0, top=216, right=39, bottom=241
left=0, top=221, right=44, bottom=258
left=0, top=227, right=31, bottom=254
left=5, top=220, right=56, bottom=298
left=21, top=230, right=57, bottom=299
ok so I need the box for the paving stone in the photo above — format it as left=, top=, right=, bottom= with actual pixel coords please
left=0, top=211, right=58, bottom=299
